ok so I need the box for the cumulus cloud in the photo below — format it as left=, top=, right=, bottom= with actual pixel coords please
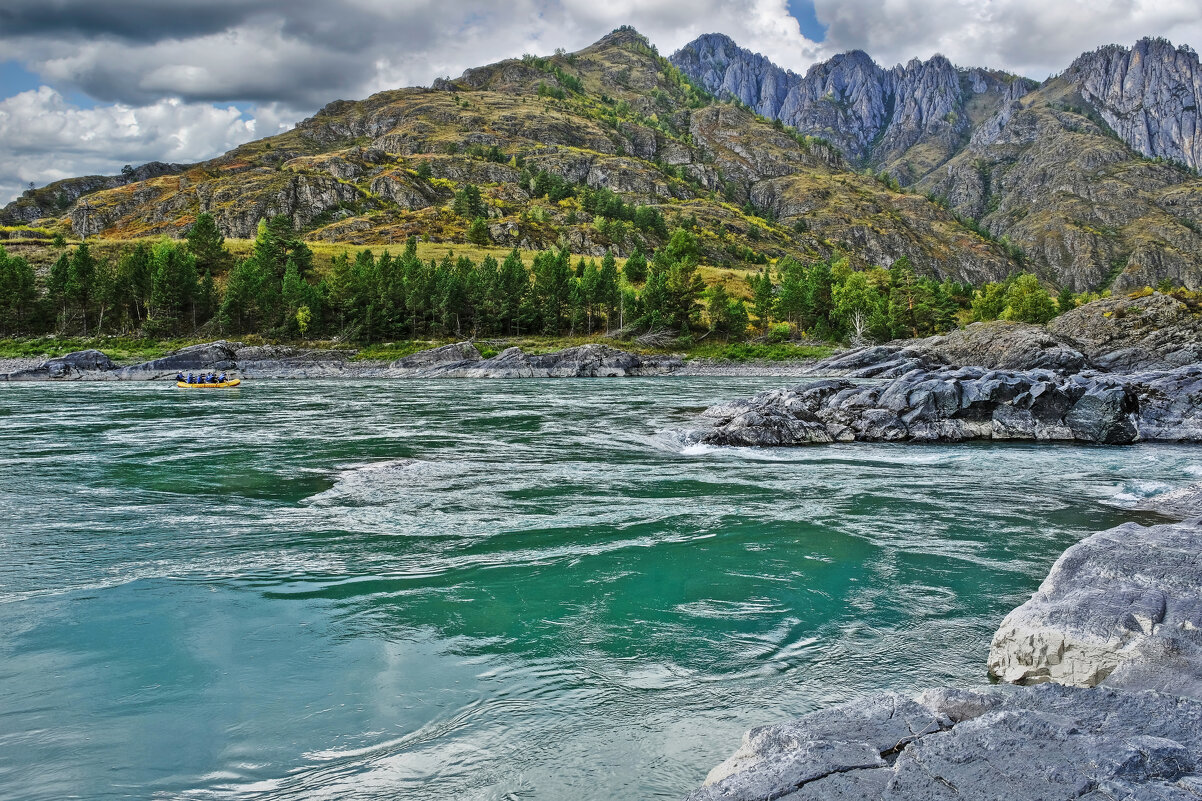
left=0, top=88, right=286, bottom=202
left=811, top=0, right=1202, bottom=76
left=1, top=0, right=1199, bottom=203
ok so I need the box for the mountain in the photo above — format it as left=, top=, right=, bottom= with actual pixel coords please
left=671, top=34, right=1202, bottom=291
left=0, top=27, right=1017, bottom=286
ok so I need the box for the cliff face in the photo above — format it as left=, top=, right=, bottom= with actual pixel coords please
left=672, top=34, right=1202, bottom=292
left=670, top=34, right=1017, bottom=175
left=1068, top=38, right=1202, bottom=171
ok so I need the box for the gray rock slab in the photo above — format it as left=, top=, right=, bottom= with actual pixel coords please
left=988, top=518, right=1202, bottom=699
left=687, top=684, right=1202, bottom=801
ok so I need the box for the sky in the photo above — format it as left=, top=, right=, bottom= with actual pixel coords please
left=1, top=0, right=1199, bottom=205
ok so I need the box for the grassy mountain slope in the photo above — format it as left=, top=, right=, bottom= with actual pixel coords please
left=920, top=77, right=1202, bottom=291
left=4, top=28, right=1019, bottom=286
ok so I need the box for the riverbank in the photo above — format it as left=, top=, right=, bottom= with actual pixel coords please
left=0, top=337, right=842, bottom=381
left=686, top=499, right=1202, bottom=800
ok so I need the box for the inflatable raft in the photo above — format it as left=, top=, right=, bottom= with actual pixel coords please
left=176, top=379, right=241, bottom=389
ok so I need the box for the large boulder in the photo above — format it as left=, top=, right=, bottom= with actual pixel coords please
left=914, top=321, right=1088, bottom=372
left=687, top=683, right=1202, bottom=801
left=988, top=517, right=1202, bottom=699
left=2, top=349, right=115, bottom=380
left=116, top=341, right=240, bottom=378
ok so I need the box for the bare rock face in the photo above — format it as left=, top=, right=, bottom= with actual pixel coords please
left=1047, top=293, right=1202, bottom=372
left=988, top=518, right=1202, bottom=700
left=687, top=684, right=1202, bottom=801
left=670, top=35, right=1001, bottom=170
left=1068, top=38, right=1202, bottom=171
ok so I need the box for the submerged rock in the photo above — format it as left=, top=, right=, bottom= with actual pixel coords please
left=988, top=517, right=1202, bottom=699
left=1135, top=483, right=1202, bottom=519
left=687, top=683, right=1202, bottom=801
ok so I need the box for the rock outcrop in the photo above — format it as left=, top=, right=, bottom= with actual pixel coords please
left=1, top=349, right=115, bottom=380
left=1068, top=38, right=1202, bottom=171
left=806, top=293, right=1202, bottom=377
left=688, top=368, right=1147, bottom=447
left=399, top=343, right=681, bottom=378
left=1048, top=293, right=1202, bottom=372
left=988, top=518, right=1202, bottom=698
left=687, top=683, right=1202, bottom=801
left=115, top=341, right=240, bottom=379
left=390, top=341, right=482, bottom=370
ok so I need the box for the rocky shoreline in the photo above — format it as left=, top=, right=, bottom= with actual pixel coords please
left=0, top=341, right=687, bottom=381
left=685, top=293, right=1202, bottom=446
left=686, top=505, right=1202, bottom=801
left=682, top=291, right=1202, bottom=799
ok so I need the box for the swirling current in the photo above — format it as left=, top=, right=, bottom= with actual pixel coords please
left=0, top=378, right=1190, bottom=800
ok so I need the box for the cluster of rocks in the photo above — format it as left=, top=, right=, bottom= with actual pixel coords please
left=0, top=340, right=681, bottom=381
left=989, top=517, right=1202, bottom=698
left=687, top=293, right=1202, bottom=446
left=683, top=291, right=1202, bottom=796
left=390, top=342, right=680, bottom=378
left=686, top=508, right=1202, bottom=800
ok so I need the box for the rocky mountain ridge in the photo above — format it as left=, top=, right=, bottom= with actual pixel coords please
left=0, top=27, right=1018, bottom=287
left=672, top=34, right=1202, bottom=292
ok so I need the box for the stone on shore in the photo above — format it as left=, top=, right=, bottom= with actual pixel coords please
left=2, top=349, right=115, bottom=380
left=987, top=518, right=1202, bottom=699
left=115, top=341, right=240, bottom=378
left=686, top=684, right=1202, bottom=801
left=407, top=343, right=681, bottom=378
left=389, top=341, right=481, bottom=369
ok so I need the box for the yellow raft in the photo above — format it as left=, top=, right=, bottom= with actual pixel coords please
left=176, top=379, right=242, bottom=389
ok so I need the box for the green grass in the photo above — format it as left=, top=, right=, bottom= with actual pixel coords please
left=684, top=342, right=837, bottom=362
left=0, top=336, right=211, bottom=363
left=0, top=335, right=838, bottom=366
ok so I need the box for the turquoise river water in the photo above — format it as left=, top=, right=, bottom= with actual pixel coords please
left=0, top=378, right=1193, bottom=800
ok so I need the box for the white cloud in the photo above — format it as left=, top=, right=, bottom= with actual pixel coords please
left=811, top=0, right=1202, bottom=76
left=0, top=87, right=282, bottom=202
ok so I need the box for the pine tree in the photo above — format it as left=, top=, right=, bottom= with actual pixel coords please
left=622, top=248, right=648, bottom=284
left=749, top=268, right=775, bottom=330
left=453, top=185, right=486, bottom=219
left=185, top=212, right=230, bottom=276
left=598, top=251, right=620, bottom=332
left=467, top=217, right=490, bottom=245
left=1057, top=286, right=1076, bottom=313
left=67, top=241, right=97, bottom=334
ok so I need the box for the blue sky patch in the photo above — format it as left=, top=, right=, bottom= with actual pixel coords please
left=787, top=0, right=828, bottom=42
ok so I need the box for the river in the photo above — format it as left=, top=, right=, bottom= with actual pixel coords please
left=0, top=378, right=1189, bottom=800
